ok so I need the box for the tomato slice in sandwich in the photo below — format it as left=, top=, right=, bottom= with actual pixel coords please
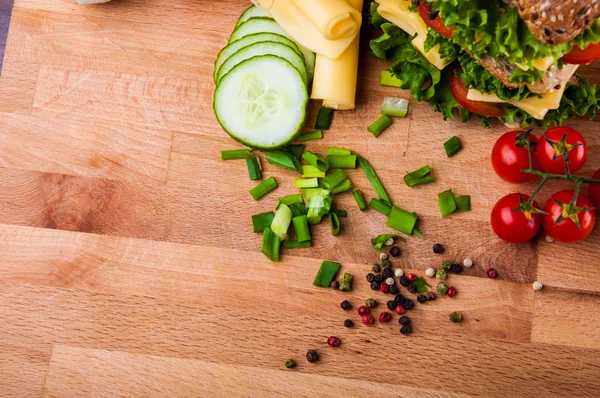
left=449, top=68, right=507, bottom=118
left=562, top=42, right=600, bottom=64
left=418, top=1, right=455, bottom=38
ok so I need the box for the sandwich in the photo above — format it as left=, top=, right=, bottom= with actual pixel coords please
left=369, top=0, right=600, bottom=127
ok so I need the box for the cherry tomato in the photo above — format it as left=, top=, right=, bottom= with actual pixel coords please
left=450, top=70, right=507, bottom=117
left=418, top=1, right=455, bottom=38
left=492, top=131, right=540, bottom=184
left=562, top=42, right=600, bottom=64
left=491, top=193, right=542, bottom=243
left=537, top=126, right=587, bottom=174
left=542, top=190, right=596, bottom=243
left=588, top=168, right=600, bottom=213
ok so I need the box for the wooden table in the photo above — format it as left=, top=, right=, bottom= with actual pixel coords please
left=1, top=1, right=599, bottom=396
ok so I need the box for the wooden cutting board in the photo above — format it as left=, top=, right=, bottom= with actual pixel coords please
left=0, top=1, right=599, bottom=396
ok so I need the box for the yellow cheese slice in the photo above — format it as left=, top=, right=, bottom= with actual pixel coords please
left=516, top=56, right=555, bottom=72
left=254, top=0, right=359, bottom=59
left=311, top=0, right=363, bottom=110
left=291, top=0, right=361, bottom=41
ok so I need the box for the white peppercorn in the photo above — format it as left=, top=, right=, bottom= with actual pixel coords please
left=533, top=281, right=544, bottom=291
left=394, top=269, right=404, bottom=278
left=463, top=258, right=473, bottom=268
left=425, top=268, right=435, bottom=278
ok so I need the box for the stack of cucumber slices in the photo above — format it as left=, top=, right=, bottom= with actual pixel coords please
left=213, top=6, right=316, bottom=150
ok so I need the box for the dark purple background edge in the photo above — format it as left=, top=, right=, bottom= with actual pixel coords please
left=0, top=0, right=14, bottom=75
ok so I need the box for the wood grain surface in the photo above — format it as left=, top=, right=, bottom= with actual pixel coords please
left=0, top=1, right=599, bottom=396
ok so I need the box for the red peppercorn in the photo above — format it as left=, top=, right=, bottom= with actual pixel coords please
left=357, top=306, right=370, bottom=316
left=447, top=286, right=456, bottom=298
left=361, top=314, right=374, bottom=325
left=378, top=312, right=392, bottom=322
left=380, top=283, right=389, bottom=293
left=487, top=268, right=498, bottom=279
left=327, top=336, right=341, bottom=347
left=407, top=273, right=418, bottom=282
left=395, top=305, right=406, bottom=315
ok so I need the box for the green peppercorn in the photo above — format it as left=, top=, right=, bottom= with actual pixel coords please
left=371, top=264, right=381, bottom=273
left=306, top=349, right=319, bottom=363
left=441, top=261, right=452, bottom=271
left=435, top=269, right=447, bottom=280
left=425, top=292, right=436, bottom=301
left=381, top=259, right=392, bottom=268
left=285, top=359, right=296, bottom=369
left=437, top=282, right=449, bottom=295
left=365, top=298, right=378, bottom=308
left=449, top=311, right=462, bottom=323
left=339, top=273, right=353, bottom=292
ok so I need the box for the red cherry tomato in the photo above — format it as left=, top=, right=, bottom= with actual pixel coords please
left=418, top=1, right=455, bottom=38
left=542, top=190, right=596, bottom=243
left=491, top=193, right=542, bottom=243
left=588, top=168, right=600, bottom=213
left=537, top=127, right=587, bottom=174
left=492, top=130, right=540, bottom=184
left=562, top=42, right=600, bottom=64
left=450, top=70, right=507, bottom=117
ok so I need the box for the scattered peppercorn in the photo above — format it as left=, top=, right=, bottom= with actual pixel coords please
left=533, top=281, right=543, bottom=291
left=406, top=284, right=416, bottom=294
left=380, top=283, right=389, bottom=293
left=398, top=315, right=411, bottom=325
left=449, top=311, right=462, bottom=323
left=441, top=261, right=451, bottom=271
left=358, top=305, right=370, bottom=316
left=366, top=273, right=375, bottom=283
left=370, top=281, right=381, bottom=290
left=425, top=292, right=436, bottom=301
left=340, top=300, right=352, bottom=310
left=384, top=237, right=395, bottom=246
left=374, top=274, right=384, bottom=283
left=339, top=273, right=353, bottom=292
left=437, top=282, right=449, bottom=295
left=382, top=267, right=393, bottom=279
left=425, top=268, right=436, bottom=278
left=487, top=268, right=498, bottom=279
left=400, top=324, right=412, bottom=335
left=285, top=359, right=296, bottom=369
left=395, top=269, right=404, bottom=278
left=447, top=286, right=456, bottom=298
left=371, top=264, right=381, bottom=273
left=365, top=298, right=378, bottom=308
left=401, top=299, right=414, bottom=310
left=463, top=258, right=473, bottom=268
left=327, top=336, right=341, bottom=347
left=435, top=269, right=447, bottom=280
left=385, top=277, right=395, bottom=286
left=381, top=259, right=392, bottom=268
left=361, top=314, right=374, bottom=325
left=433, top=244, right=444, bottom=254
left=378, top=312, right=392, bottom=322
left=330, top=280, right=340, bottom=290
left=395, top=305, right=406, bottom=315
left=387, top=300, right=396, bottom=311
left=407, top=273, right=418, bottom=282
left=394, top=294, right=405, bottom=305
left=389, top=284, right=400, bottom=295
left=417, top=294, right=427, bottom=303
left=379, top=253, right=388, bottom=261
left=399, top=275, right=410, bottom=287
left=450, top=263, right=463, bottom=274
left=389, top=246, right=401, bottom=257
left=306, top=350, right=319, bottom=363
left=344, top=319, right=354, bottom=328
left=545, top=235, right=554, bottom=243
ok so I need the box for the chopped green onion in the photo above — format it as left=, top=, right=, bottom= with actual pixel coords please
left=297, top=130, right=323, bottom=142
left=331, top=209, right=347, bottom=217
left=444, top=136, right=463, bottom=157
left=380, top=70, right=403, bottom=87
left=289, top=202, right=307, bottom=217
left=455, top=195, right=472, bottom=211
left=283, top=240, right=312, bottom=249
left=302, top=165, right=326, bottom=178
left=321, top=169, right=349, bottom=191
left=412, top=227, right=424, bottom=239
left=328, top=155, right=356, bottom=169
left=358, top=156, right=392, bottom=205
left=438, top=189, right=457, bottom=217
left=301, top=188, right=324, bottom=203
left=250, top=177, right=278, bottom=200
left=261, top=227, right=281, bottom=262
left=266, top=150, right=300, bottom=173
left=329, top=213, right=341, bottom=236
left=294, top=178, right=319, bottom=189
left=353, top=190, right=367, bottom=211
left=278, top=194, right=303, bottom=206
left=367, top=115, right=392, bottom=137
left=303, top=188, right=332, bottom=224
left=289, top=144, right=305, bottom=158
left=312, top=260, right=341, bottom=287
left=252, top=212, right=274, bottom=233
left=245, top=156, right=262, bottom=181
left=386, top=206, right=418, bottom=235
left=326, top=147, right=352, bottom=156
left=315, top=107, right=334, bottom=130
left=221, top=148, right=250, bottom=160
left=371, top=234, right=404, bottom=250
left=331, top=178, right=353, bottom=194
left=302, top=151, right=329, bottom=172
left=292, top=215, right=311, bottom=242
left=271, top=204, right=292, bottom=240
left=381, top=97, right=409, bottom=118
left=404, top=165, right=435, bottom=187
left=369, top=198, right=392, bottom=216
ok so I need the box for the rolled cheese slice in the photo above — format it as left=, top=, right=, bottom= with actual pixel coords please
left=291, top=0, right=361, bottom=41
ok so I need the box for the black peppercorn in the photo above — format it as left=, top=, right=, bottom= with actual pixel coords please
left=344, top=319, right=354, bottom=328
left=374, top=274, right=383, bottom=283
left=399, top=275, right=410, bottom=287
left=402, top=299, right=414, bottom=310
left=366, top=273, right=375, bottom=283
left=382, top=267, right=393, bottom=279
left=389, top=246, right=401, bottom=257
left=400, top=324, right=412, bottom=335
left=433, top=243, right=444, bottom=254
left=394, top=294, right=406, bottom=305
left=370, top=281, right=381, bottom=290
left=340, top=300, right=352, bottom=310
left=381, top=259, right=392, bottom=268
left=389, top=284, right=399, bottom=295
left=330, top=281, right=340, bottom=290
left=425, top=292, right=436, bottom=301
left=306, top=349, right=319, bottom=363
left=371, top=264, right=381, bottom=273
left=450, top=263, right=463, bottom=274
left=417, top=294, right=427, bottom=303
left=398, top=315, right=411, bottom=325
left=407, top=284, right=417, bottom=294
left=386, top=300, right=396, bottom=311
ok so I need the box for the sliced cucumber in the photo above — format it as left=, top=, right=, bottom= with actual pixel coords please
left=235, top=5, right=269, bottom=28
left=214, top=32, right=302, bottom=82
left=217, top=41, right=307, bottom=85
left=229, top=17, right=316, bottom=82
left=214, top=55, right=308, bottom=150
